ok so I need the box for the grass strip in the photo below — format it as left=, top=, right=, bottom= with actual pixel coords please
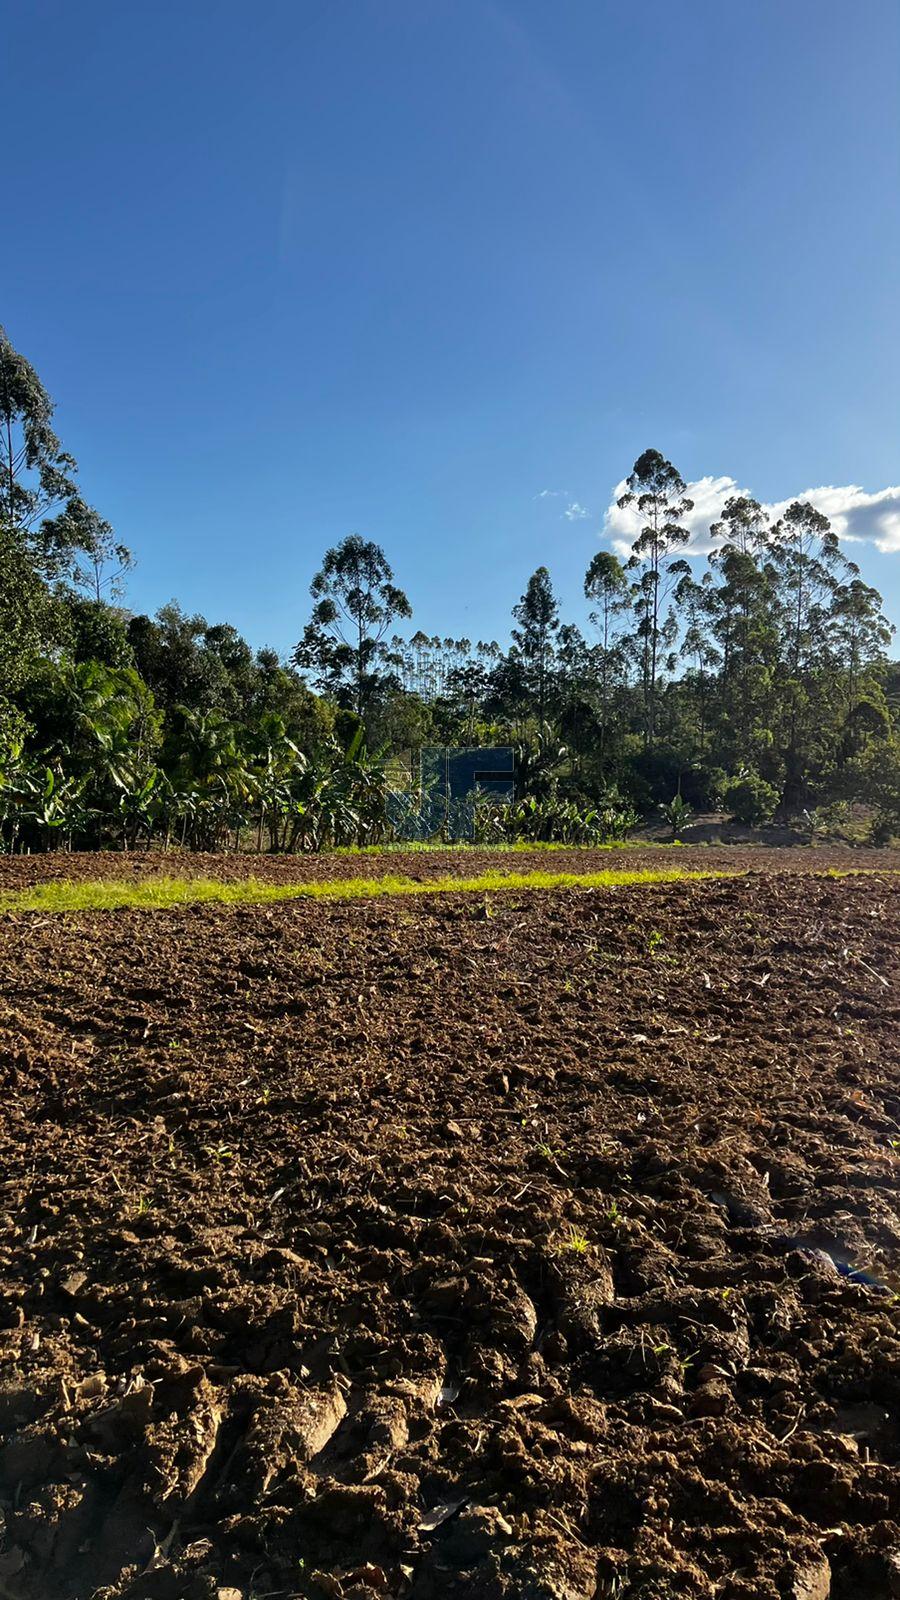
left=0, top=864, right=894, bottom=916
left=331, top=839, right=682, bottom=855
left=0, top=865, right=723, bottom=914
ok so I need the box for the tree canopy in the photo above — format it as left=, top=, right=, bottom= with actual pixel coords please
left=292, top=534, right=412, bottom=716
left=1, top=325, right=899, bottom=849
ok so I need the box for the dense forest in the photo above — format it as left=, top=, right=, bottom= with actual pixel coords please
left=2, top=324, right=899, bottom=851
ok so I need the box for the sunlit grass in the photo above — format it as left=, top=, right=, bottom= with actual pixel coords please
left=0, top=863, right=894, bottom=916
left=332, top=839, right=682, bottom=855
left=0, top=865, right=721, bottom=915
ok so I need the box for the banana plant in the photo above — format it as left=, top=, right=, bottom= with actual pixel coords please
left=660, top=792, right=693, bottom=839
left=117, top=766, right=169, bottom=849
left=25, top=766, right=93, bottom=851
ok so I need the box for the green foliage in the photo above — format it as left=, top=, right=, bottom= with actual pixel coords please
left=0, top=326, right=128, bottom=585
left=839, top=741, right=900, bottom=844
left=0, top=706, right=396, bottom=855
left=64, top=596, right=135, bottom=667
left=293, top=534, right=412, bottom=715
left=723, top=772, right=780, bottom=825
left=2, top=335, right=899, bottom=849
left=0, top=520, right=60, bottom=756
left=619, top=450, right=694, bottom=749
left=660, top=793, right=693, bottom=838
left=511, top=567, right=560, bottom=726
left=513, top=728, right=567, bottom=800
left=366, top=687, right=433, bottom=754
left=472, top=789, right=638, bottom=846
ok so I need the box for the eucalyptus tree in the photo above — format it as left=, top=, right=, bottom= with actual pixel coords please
left=68, top=508, right=134, bottom=602
left=584, top=550, right=635, bottom=774
left=584, top=551, right=632, bottom=647
left=0, top=325, right=77, bottom=544
left=673, top=568, right=720, bottom=756
left=0, top=325, right=130, bottom=583
left=831, top=576, right=893, bottom=706
left=698, top=498, right=778, bottom=770
left=440, top=659, right=491, bottom=742
left=0, top=330, right=133, bottom=759
left=511, top=566, right=560, bottom=726
left=293, top=535, right=412, bottom=717
left=365, top=684, right=432, bottom=756
left=766, top=502, right=848, bottom=806
left=0, top=517, right=58, bottom=754
left=709, top=494, right=770, bottom=560
left=617, top=450, right=694, bottom=748
left=828, top=575, right=894, bottom=763
left=769, top=502, right=845, bottom=676
left=483, top=649, right=533, bottom=743
left=707, top=497, right=771, bottom=675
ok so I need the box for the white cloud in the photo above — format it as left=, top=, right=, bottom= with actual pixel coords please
left=776, top=485, right=900, bottom=553
left=564, top=501, right=590, bottom=521
left=535, top=487, right=569, bottom=499
left=602, top=476, right=900, bottom=558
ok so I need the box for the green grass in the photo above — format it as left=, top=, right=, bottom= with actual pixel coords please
left=0, top=863, right=894, bottom=916
left=332, top=839, right=680, bottom=855
left=0, top=865, right=722, bottom=915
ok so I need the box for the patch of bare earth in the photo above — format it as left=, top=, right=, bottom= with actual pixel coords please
left=1, top=869, right=900, bottom=1598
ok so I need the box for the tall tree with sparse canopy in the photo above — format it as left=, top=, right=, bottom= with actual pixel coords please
left=618, top=449, right=693, bottom=749
left=768, top=500, right=848, bottom=807
left=511, top=565, right=560, bottom=726
left=0, top=328, right=132, bottom=753
left=584, top=550, right=633, bottom=775
left=0, top=325, right=130, bottom=585
left=293, top=535, right=412, bottom=717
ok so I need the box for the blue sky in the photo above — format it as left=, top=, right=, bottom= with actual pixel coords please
left=4, top=0, right=899, bottom=649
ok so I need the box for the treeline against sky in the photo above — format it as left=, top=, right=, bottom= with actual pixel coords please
left=3, top=325, right=899, bottom=850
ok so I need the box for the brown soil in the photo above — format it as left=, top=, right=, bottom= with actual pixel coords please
left=2, top=866, right=900, bottom=1599
left=1, top=842, right=899, bottom=891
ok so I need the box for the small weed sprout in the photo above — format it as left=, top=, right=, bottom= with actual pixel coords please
left=556, top=1225, right=590, bottom=1255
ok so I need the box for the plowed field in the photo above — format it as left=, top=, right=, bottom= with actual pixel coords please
left=2, top=856, right=900, bottom=1599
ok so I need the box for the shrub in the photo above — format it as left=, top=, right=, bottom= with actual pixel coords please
left=684, top=764, right=728, bottom=811
left=848, top=745, right=900, bottom=846
left=723, top=773, right=779, bottom=825
left=871, top=810, right=898, bottom=847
